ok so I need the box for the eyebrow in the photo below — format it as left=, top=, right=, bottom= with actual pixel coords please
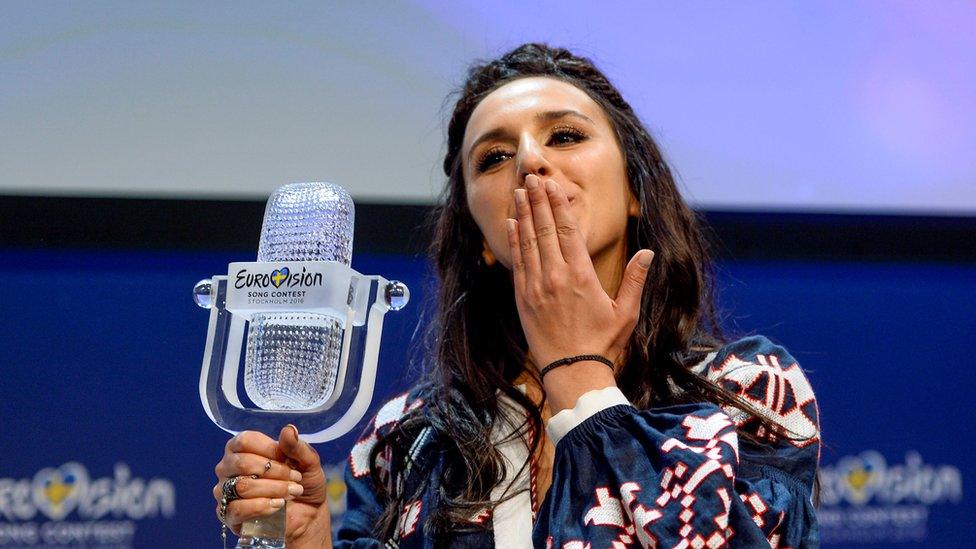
left=466, top=109, right=596, bottom=164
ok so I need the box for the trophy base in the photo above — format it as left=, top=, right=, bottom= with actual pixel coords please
left=236, top=506, right=286, bottom=548
left=237, top=535, right=285, bottom=549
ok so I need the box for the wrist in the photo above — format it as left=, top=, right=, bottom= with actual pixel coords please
left=546, top=386, right=632, bottom=445
left=288, top=528, right=330, bottom=549
left=540, top=354, right=614, bottom=378
left=286, top=505, right=332, bottom=549
left=541, top=360, right=617, bottom=413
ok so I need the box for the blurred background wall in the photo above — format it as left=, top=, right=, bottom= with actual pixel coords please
left=1, top=2, right=973, bottom=546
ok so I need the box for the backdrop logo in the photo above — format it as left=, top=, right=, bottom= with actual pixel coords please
left=323, top=461, right=348, bottom=528
left=33, top=462, right=87, bottom=521
left=0, top=462, right=175, bottom=546
left=818, top=451, right=962, bottom=544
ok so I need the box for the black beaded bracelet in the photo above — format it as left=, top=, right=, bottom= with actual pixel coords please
left=540, top=354, right=614, bottom=379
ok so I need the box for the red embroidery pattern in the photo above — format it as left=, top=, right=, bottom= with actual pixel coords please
left=395, top=500, right=422, bottom=539
left=348, top=392, right=423, bottom=478
left=469, top=506, right=492, bottom=525
left=739, top=491, right=787, bottom=548
left=546, top=537, right=592, bottom=549
left=708, top=353, right=819, bottom=448
left=583, top=482, right=662, bottom=547
left=577, top=411, right=740, bottom=548
left=529, top=414, right=539, bottom=519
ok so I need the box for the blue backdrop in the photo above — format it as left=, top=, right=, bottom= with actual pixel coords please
left=0, top=248, right=972, bottom=546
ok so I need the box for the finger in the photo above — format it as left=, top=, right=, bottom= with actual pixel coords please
left=614, top=250, right=654, bottom=319
left=525, top=174, right=565, bottom=269
left=226, top=431, right=278, bottom=460
left=212, top=476, right=303, bottom=502
left=507, top=218, right=524, bottom=290
left=277, top=425, right=329, bottom=505
left=278, top=425, right=321, bottom=472
left=514, top=187, right=542, bottom=280
left=217, top=503, right=243, bottom=536
left=223, top=498, right=286, bottom=528
left=544, top=179, right=589, bottom=266
left=215, top=453, right=301, bottom=482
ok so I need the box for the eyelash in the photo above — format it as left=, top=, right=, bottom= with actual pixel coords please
left=475, top=125, right=589, bottom=173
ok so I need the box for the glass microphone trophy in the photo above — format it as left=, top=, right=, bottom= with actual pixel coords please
left=193, top=182, right=409, bottom=548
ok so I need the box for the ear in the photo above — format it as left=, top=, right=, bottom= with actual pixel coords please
left=627, top=192, right=640, bottom=217
left=481, top=239, right=497, bottom=267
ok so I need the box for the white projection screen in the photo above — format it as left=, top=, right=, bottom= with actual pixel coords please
left=2, top=2, right=974, bottom=214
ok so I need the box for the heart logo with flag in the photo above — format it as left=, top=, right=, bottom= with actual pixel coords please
left=836, top=450, right=886, bottom=505
left=32, top=462, right=89, bottom=520
left=271, top=267, right=290, bottom=288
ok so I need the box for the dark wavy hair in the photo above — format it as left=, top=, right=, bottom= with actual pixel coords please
left=368, top=43, right=775, bottom=539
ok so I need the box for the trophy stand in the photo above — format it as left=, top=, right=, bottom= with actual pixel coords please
left=194, top=261, right=409, bottom=548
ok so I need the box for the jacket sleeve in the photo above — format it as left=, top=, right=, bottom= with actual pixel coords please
left=333, top=392, right=427, bottom=548
left=534, top=336, right=820, bottom=548
left=332, top=461, right=383, bottom=548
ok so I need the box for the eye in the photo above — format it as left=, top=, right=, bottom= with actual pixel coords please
left=548, top=125, right=588, bottom=146
left=473, top=125, right=589, bottom=174
left=476, top=146, right=512, bottom=173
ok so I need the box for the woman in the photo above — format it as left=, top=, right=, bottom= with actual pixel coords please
left=213, top=43, right=820, bottom=548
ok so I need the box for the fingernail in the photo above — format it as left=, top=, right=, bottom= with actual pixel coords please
left=288, top=482, right=304, bottom=496
left=638, top=250, right=654, bottom=268
left=515, top=189, right=526, bottom=204
left=270, top=498, right=285, bottom=508
left=287, top=424, right=299, bottom=439
left=289, top=469, right=302, bottom=482
left=544, top=180, right=556, bottom=194
left=525, top=175, right=539, bottom=190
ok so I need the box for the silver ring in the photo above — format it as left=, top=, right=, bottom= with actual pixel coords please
left=263, top=461, right=272, bottom=476
left=222, top=476, right=243, bottom=502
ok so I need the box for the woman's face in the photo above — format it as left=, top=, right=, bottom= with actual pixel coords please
left=462, top=76, right=638, bottom=271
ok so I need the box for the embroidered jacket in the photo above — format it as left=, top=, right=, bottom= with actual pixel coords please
left=336, top=335, right=820, bottom=548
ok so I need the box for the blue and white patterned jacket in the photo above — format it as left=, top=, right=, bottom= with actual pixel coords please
left=335, top=335, right=820, bottom=548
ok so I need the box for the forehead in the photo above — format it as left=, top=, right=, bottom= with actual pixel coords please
left=462, top=77, right=606, bottom=150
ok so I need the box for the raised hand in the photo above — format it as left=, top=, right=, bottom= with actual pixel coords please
left=506, top=174, right=654, bottom=410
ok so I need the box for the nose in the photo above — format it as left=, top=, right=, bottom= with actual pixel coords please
left=515, top=134, right=552, bottom=185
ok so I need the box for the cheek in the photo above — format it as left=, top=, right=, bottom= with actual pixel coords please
left=481, top=219, right=514, bottom=270
left=564, top=142, right=626, bottom=191
left=466, top=185, right=515, bottom=265
left=466, top=184, right=504, bottom=226
left=568, top=147, right=631, bottom=250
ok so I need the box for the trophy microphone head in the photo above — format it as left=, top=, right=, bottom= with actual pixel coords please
left=244, top=182, right=355, bottom=410
left=257, top=182, right=354, bottom=265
